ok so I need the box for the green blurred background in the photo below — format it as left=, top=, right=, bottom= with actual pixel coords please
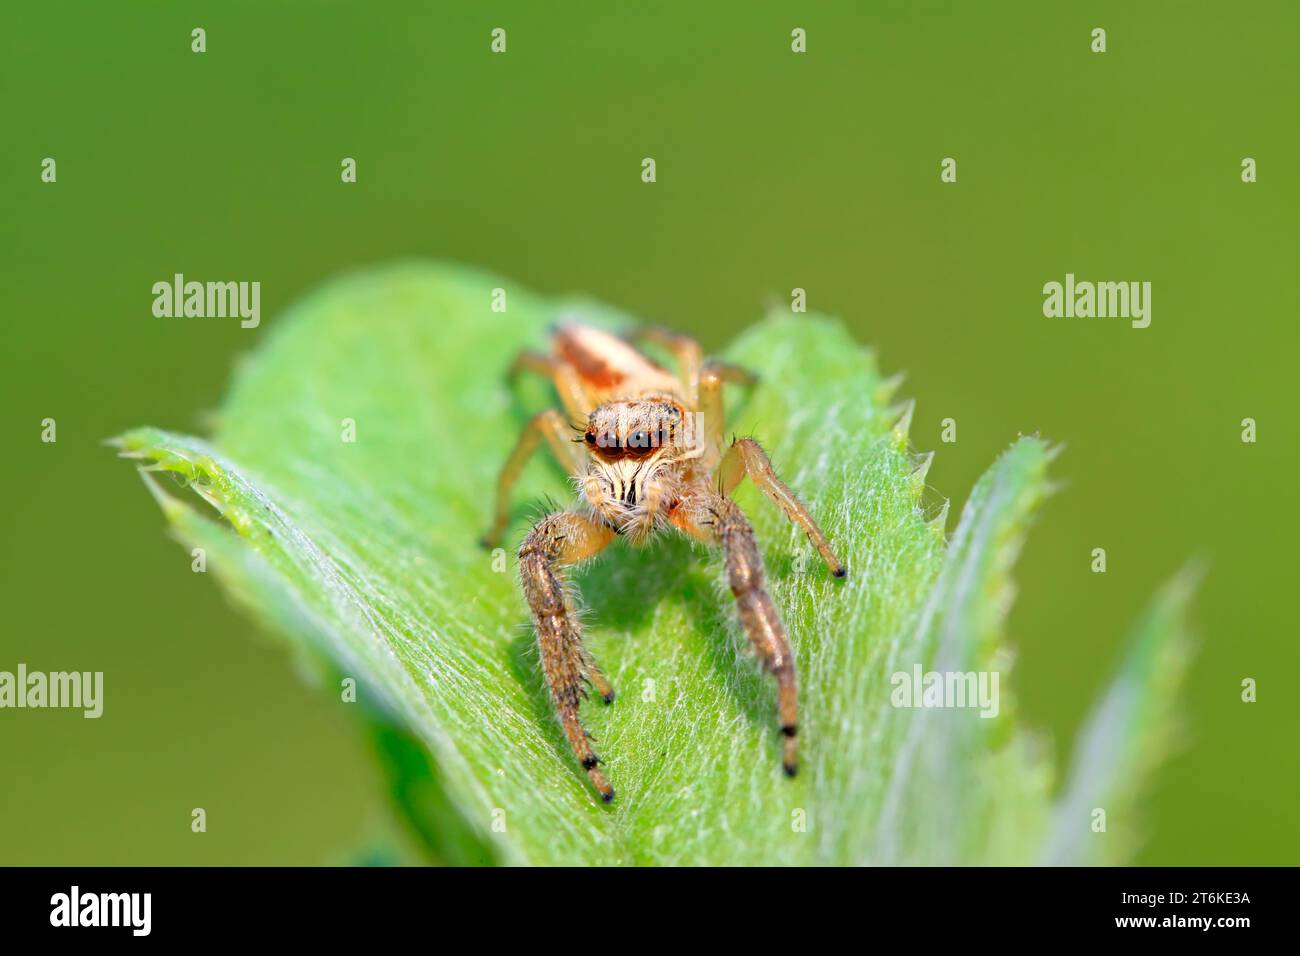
left=2, top=1, right=1296, bottom=865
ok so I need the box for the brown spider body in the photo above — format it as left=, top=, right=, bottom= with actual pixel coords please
left=483, top=323, right=845, bottom=802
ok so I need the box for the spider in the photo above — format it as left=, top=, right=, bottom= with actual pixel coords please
left=481, top=323, right=846, bottom=802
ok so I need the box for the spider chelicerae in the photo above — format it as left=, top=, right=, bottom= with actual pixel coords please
left=482, top=323, right=845, bottom=802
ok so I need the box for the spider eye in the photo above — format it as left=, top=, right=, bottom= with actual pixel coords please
left=629, top=430, right=649, bottom=449
left=584, top=431, right=596, bottom=445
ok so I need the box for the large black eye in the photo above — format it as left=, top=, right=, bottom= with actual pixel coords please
left=629, top=430, right=649, bottom=448
left=597, top=432, right=616, bottom=448
left=584, top=431, right=596, bottom=445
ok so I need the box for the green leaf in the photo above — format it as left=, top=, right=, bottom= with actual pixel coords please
left=1043, top=567, right=1198, bottom=865
left=113, top=261, right=1192, bottom=865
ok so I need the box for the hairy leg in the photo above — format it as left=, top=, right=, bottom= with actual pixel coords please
left=698, top=359, right=757, bottom=467
left=698, top=493, right=800, bottom=775
left=628, top=326, right=703, bottom=401
left=507, top=351, right=594, bottom=422
left=718, top=437, right=846, bottom=578
left=481, top=409, right=588, bottom=549
left=518, top=511, right=619, bottom=801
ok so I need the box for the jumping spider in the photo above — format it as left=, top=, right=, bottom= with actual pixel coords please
left=482, top=323, right=846, bottom=802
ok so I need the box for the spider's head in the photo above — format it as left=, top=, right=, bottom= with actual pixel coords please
left=580, top=398, right=689, bottom=513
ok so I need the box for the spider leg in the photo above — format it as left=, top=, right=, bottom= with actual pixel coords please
left=628, top=326, right=703, bottom=402
left=717, top=437, right=846, bottom=578
left=481, top=409, right=588, bottom=549
left=696, top=493, right=800, bottom=776
left=507, top=350, right=594, bottom=421
left=518, top=510, right=619, bottom=801
left=698, top=359, right=757, bottom=467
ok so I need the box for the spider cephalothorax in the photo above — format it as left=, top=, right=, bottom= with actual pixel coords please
left=482, top=323, right=845, bottom=802
left=580, top=396, right=699, bottom=540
